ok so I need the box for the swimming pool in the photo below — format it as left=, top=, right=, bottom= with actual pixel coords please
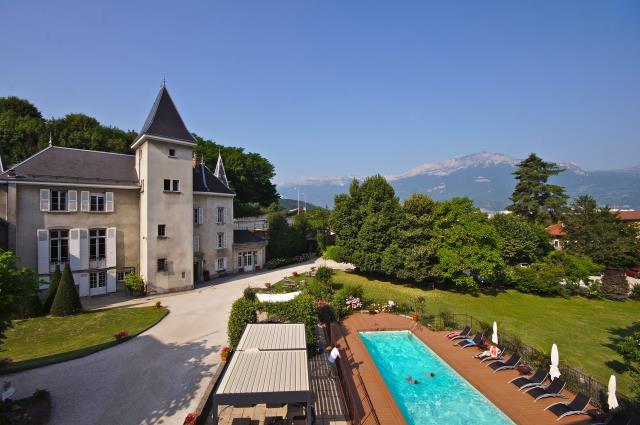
left=360, top=330, right=514, bottom=425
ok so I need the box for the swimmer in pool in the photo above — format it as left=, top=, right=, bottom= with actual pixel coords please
left=406, top=376, right=419, bottom=384
left=425, top=372, right=435, bottom=378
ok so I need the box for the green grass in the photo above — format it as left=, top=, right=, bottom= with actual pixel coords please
left=0, top=306, right=168, bottom=372
left=330, top=270, right=640, bottom=397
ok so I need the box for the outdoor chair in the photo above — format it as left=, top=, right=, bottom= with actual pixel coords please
left=457, top=333, right=483, bottom=348
left=525, top=378, right=566, bottom=401
left=509, top=368, right=549, bottom=391
left=488, top=353, right=520, bottom=372
left=593, top=412, right=631, bottom=425
left=545, top=393, right=591, bottom=421
left=448, top=326, right=471, bottom=340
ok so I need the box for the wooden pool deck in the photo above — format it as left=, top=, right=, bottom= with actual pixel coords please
left=330, top=312, right=598, bottom=425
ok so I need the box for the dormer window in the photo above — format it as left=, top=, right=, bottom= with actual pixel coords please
left=169, top=149, right=176, bottom=157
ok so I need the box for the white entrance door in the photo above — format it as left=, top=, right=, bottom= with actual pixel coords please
left=89, top=271, right=107, bottom=296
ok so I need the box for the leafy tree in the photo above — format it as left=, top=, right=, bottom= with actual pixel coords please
left=382, top=194, right=438, bottom=284
left=266, top=211, right=307, bottom=259
left=490, top=213, right=551, bottom=265
left=349, top=176, right=401, bottom=273
left=305, top=208, right=331, bottom=252
left=0, top=97, right=46, bottom=165
left=50, top=262, right=82, bottom=316
left=616, top=330, right=640, bottom=400
left=194, top=135, right=279, bottom=214
left=43, top=265, right=61, bottom=313
left=601, top=269, right=629, bottom=301
left=563, top=195, right=640, bottom=268
left=0, top=250, right=40, bottom=340
left=432, top=198, right=505, bottom=289
left=507, top=153, right=568, bottom=224
left=330, top=180, right=363, bottom=264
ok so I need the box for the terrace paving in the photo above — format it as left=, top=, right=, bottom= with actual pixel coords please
left=331, top=312, right=598, bottom=425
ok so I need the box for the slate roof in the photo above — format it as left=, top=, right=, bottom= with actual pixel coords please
left=193, top=162, right=234, bottom=195
left=137, top=85, right=197, bottom=144
left=233, top=229, right=266, bottom=245
left=0, top=146, right=139, bottom=186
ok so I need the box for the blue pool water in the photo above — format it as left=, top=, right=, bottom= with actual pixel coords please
left=360, top=331, right=514, bottom=425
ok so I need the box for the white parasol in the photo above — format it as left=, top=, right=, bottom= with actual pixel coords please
left=608, top=375, right=619, bottom=410
left=491, top=321, right=498, bottom=345
left=550, top=343, right=561, bottom=380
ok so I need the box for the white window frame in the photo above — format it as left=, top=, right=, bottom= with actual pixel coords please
left=49, top=229, right=69, bottom=265
left=90, top=193, right=106, bottom=212
left=216, top=232, right=225, bottom=249
left=89, top=271, right=107, bottom=288
left=50, top=190, right=67, bottom=212
left=217, top=257, right=225, bottom=271
left=216, top=207, right=225, bottom=224
left=193, top=235, right=200, bottom=253
left=89, top=228, right=107, bottom=261
left=116, top=267, right=135, bottom=282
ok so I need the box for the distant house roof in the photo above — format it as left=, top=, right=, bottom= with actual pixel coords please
left=193, top=162, right=234, bottom=195
left=136, top=85, right=197, bottom=145
left=546, top=223, right=567, bottom=237
left=233, top=229, right=266, bottom=245
left=615, top=210, right=640, bottom=222
left=0, top=146, right=139, bottom=187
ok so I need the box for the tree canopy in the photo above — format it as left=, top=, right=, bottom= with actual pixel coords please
left=0, top=249, right=40, bottom=341
left=563, top=195, right=640, bottom=268
left=507, top=153, right=568, bottom=224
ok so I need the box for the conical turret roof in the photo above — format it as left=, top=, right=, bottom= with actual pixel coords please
left=136, top=84, right=196, bottom=145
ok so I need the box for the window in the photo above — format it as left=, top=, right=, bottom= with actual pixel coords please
left=216, top=207, right=225, bottom=224
left=194, top=207, right=203, bottom=225
left=49, top=229, right=69, bottom=264
left=237, top=251, right=259, bottom=267
left=158, top=224, right=166, bottom=238
left=89, top=228, right=106, bottom=260
left=163, top=179, right=180, bottom=192
left=193, top=235, right=200, bottom=252
left=117, top=267, right=135, bottom=282
left=157, top=258, right=167, bottom=272
left=217, top=258, right=225, bottom=271
left=51, top=190, right=67, bottom=211
left=90, top=193, right=105, bottom=212
left=89, top=271, right=107, bottom=288
left=217, top=232, right=225, bottom=249
left=169, top=148, right=176, bottom=157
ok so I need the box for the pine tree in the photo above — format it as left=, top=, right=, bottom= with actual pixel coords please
left=50, top=263, right=82, bottom=316
left=507, top=154, right=568, bottom=224
left=43, top=265, right=61, bottom=313
left=601, top=269, right=629, bottom=301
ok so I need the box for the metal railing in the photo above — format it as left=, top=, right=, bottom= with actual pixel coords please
left=330, top=323, right=381, bottom=425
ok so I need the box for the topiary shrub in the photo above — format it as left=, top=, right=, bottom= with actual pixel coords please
left=124, top=274, right=145, bottom=296
left=243, top=286, right=257, bottom=301
left=315, top=266, right=334, bottom=285
left=50, top=263, right=82, bottom=316
left=601, top=269, right=629, bottom=301
left=43, top=265, right=61, bottom=313
left=227, top=297, right=257, bottom=348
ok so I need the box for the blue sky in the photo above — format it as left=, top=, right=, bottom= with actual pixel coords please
left=1, top=1, right=639, bottom=183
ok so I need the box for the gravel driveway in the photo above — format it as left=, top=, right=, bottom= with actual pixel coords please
left=5, top=259, right=350, bottom=425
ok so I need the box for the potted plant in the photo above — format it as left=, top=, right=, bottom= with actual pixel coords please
left=220, top=346, right=231, bottom=362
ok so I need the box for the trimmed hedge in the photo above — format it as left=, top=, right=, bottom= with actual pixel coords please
left=43, top=265, right=61, bottom=314
left=227, top=297, right=257, bottom=348
left=265, top=254, right=311, bottom=270
left=50, top=263, right=82, bottom=316
left=259, top=293, right=317, bottom=346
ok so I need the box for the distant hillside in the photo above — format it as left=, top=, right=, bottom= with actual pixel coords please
left=278, top=198, right=322, bottom=211
left=278, top=152, right=640, bottom=211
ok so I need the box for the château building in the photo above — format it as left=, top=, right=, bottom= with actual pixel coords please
left=0, top=84, right=266, bottom=295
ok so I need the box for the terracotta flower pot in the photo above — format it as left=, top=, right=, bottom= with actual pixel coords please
left=411, top=313, right=419, bottom=321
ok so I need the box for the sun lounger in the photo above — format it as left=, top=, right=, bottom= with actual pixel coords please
left=525, top=378, right=566, bottom=401
left=448, top=326, right=471, bottom=340
left=593, top=412, right=631, bottom=425
left=488, top=353, right=520, bottom=372
left=458, top=333, right=483, bottom=348
left=545, top=393, right=590, bottom=421
left=509, top=368, right=548, bottom=391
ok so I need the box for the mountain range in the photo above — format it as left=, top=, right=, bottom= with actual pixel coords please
left=277, top=152, right=640, bottom=211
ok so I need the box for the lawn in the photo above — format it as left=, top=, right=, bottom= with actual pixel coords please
left=330, top=270, right=640, bottom=398
left=0, top=306, right=167, bottom=372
